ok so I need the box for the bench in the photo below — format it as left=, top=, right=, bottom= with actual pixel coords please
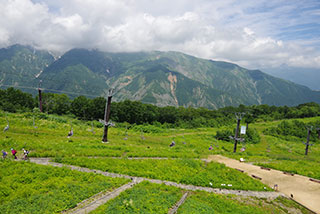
left=283, top=171, right=294, bottom=176
left=310, top=178, right=320, bottom=184
left=260, top=166, right=271, bottom=171
left=235, top=168, right=244, bottom=173
left=251, top=174, right=262, bottom=180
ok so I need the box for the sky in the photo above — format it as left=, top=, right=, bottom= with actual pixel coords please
left=0, top=0, right=320, bottom=70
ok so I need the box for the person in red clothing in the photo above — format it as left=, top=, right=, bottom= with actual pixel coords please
left=11, top=148, right=17, bottom=159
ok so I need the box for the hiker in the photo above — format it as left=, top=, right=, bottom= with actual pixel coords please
left=22, top=148, right=29, bottom=160
left=2, top=150, right=7, bottom=159
left=11, top=148, right=17, bottom=159
left=67, top=128, right=73, bottom=138
left=209, top=145, right=213, bottom=150
left=169, top=141, right=175, bottom=147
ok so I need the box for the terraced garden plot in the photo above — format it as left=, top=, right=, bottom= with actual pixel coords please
left=56, top=157, right=271, bottom=191
left=0, top=160, right=129, bottom=213
left=177, top=191, right=313, bottom=214
left=91, top=181, right=184, bottom=214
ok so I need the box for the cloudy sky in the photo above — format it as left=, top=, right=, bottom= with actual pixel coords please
left=1, top=0, right=320, bottom=70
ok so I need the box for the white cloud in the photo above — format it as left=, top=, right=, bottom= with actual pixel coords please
left=0, top=0, right=319, bottom=69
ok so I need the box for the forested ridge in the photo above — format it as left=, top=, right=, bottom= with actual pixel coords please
left=1, top=87, right=320, bottom=128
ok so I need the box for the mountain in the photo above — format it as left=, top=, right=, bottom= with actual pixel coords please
left=0, top=44, right=54, bottom=93
left=1, top=45, right=320, bottom=109
left=263, top=65, right=320, bottom=91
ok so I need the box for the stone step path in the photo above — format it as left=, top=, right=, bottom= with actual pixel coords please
left=168, top=192, right=189, bottom=214
left=88, top=156, right=171, bottom=160
left=66, top=179, right=143, bottom=214
left=29, top=158, right=283, bottom=199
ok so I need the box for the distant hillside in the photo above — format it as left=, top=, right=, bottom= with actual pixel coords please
left=1, top=45, right=320, bottom=108
left=0, top=44, right=54, bottom=93
left=263, top=65, right=320, bottom=91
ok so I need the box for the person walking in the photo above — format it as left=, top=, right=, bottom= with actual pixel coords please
left=2, top=150, right=7, bottom=159
left=22, top=148, right=29, bottom=160
left=11, top=148, right=17, bottom=159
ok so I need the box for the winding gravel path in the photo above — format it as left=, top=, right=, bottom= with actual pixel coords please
left=29, top=158, right=283, bottom=199
left=207, top=155, right=320, bottom=214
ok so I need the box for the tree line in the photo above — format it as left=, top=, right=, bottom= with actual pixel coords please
left=1, top=87, right=320, bottom=128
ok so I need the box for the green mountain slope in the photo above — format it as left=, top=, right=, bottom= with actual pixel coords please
left=109, top=64, right=242, bottom=108
left=0, top=44, right=54, bottom=93
left=1, top=45, right=320, bottom=108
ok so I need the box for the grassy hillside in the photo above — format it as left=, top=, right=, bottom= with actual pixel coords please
left=1, top=111, right=319, bottom=178
left=0, top=111, right=318, bottom=213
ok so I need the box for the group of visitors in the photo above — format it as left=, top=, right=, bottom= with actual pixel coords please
left=1, top=148, right=29, bottom=160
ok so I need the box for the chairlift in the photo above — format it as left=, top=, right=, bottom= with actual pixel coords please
left=3, top=113, right=9, bottom=132
left=67, top=122, right=73, bottom=138
left=240, top=140, right=246, bottom=152
left=169, top=141, right=176, bottom=147
left=3, top=123, right=9, bottom=132
left=99, top=119, right=115, bottom=127
left=91, top=120, right=95, bottom=134
left=182, top=136, right=186, bottom=144
left=33, top=114, right=38, bottom=129
left=140, top=129, right=145, bottom=140
left=124, top=126, right=128, bottom=140
left=67, top=128, right=73, bottom=138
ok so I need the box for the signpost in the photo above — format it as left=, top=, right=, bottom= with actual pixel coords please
left=240, top=126, right=246, bottom=135
left=230, top=112, right=245, bottom=153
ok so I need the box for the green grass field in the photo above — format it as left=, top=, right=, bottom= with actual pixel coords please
left=0, top=160, right=129, bottom=213
left=177, top=190, right=312, bottom=214
left=56, top=157, right=270, bottom=191
left=91, top=181, right=184, bottom=214
left=0, top=111, right=318, bottom=213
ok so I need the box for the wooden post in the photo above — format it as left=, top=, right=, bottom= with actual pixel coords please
left=305, top=129, right=311, bottom=155
left=38, top=80, right=43, bottom=113
left=233, top=118, right=241, bottom=153
left=102, top=89, right=113, bottom=142
left=302, top=127, right=313, bottom=156
left=232, top=112, right=245, bottom=153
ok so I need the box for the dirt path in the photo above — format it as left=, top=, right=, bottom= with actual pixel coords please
left=207, top=155, right=320, bottom=214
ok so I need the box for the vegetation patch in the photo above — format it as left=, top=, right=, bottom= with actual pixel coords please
left=0, top=160, right=129, bottom=213
left=91, top=181, right=183, bottom=214
left=56, top=157, right=270, bottom=191
left=258, top=160, right=320, bottom=180
left=263, top=120, right=320, bottom=141
left=178, top=191, right=312, bottom=214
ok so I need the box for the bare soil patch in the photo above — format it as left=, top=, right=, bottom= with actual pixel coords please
left=207, top=155, right=320, bottom=214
